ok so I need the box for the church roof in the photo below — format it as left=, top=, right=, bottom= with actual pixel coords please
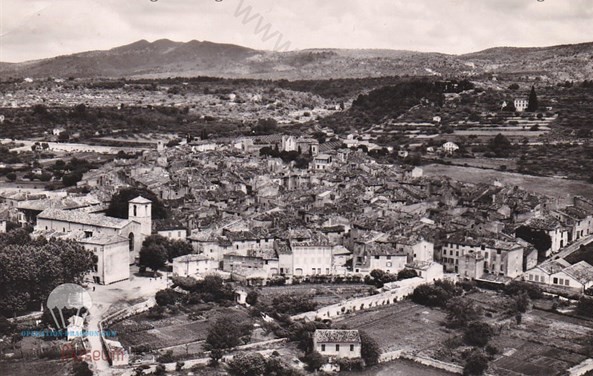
left=129, top=196, right=152, bottom=204
left=38, top=209, right=131, bottom=229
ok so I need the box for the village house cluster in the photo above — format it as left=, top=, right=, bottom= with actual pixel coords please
left=2, top=131, right=593, bottom=296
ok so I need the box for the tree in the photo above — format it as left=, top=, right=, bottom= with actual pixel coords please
left=301, top=351, right=325, bottom=372
left=527, top=85, right=538, bottom=112
left=139, top=242, right=167, bottom=274
left=155, top=289, right=178, bottom=306
left=5, top=172, right=16, bottom=182
left=397, top=269, right=418, bottom=280
left=205, top=316, right=253, bottom=351
left=488, top=134, right=513, bottom=158
left=464, top=322, right=493, bottom=347
left=359, top=330, right=381, bottom=366
left=227, top=352, right=267, bottom=376
left=463, top=350, right=489, bottom=376
left=0, top=236, right=94, bottom=317
left=508, top=83, right=519, bottom=90
left=445, top=297, right=483, bottom=329
left=106, top=187, right=169, bottom=219
left=246, top=291, right=259, bottom=306
left=0, top=315, right=15, bottom=336
left=514, top=227, right=551, bottom=261
left=577, top=296, right=593, bottom=317
left=141, top=235, right=192, bottom=263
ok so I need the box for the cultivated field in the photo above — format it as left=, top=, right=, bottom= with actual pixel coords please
left=423, top=164, right=593, bottom=200
left=110, top=306, right=250, bottom=351
left=337, top=300, right=449, bottom=353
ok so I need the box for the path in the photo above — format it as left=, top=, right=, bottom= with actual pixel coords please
left=553, top=234, right=593, bottom=260
left=85, top=271, right=167, bottom=375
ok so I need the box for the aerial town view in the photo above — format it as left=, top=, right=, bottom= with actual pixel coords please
left=2, top=1, right=593, bottom=375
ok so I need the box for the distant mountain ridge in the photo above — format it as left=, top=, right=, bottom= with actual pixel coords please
left=1, top=39, right=593, bottom=81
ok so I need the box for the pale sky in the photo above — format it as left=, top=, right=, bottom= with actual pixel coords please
left=0, top=0, right=592, bottom=63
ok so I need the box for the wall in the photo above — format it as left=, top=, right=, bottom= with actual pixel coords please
left=292, top=277, right=425, bottom=321
left=314, top=342, right=361, bottom=359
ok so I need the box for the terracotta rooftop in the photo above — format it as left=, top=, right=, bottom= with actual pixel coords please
left=38, top=209, right=131, bottom=229
left=314, top=329, right=361, bottom=344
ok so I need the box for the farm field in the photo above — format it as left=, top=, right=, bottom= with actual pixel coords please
left=446, top=158, right=518, bottom=171
left=423, top=164, right=593, bottom=200
left=0, top=359, right=71, bottom=376
left=337, top=300, right=449, bottom=353
left=488, top=308, right=591, bottom=376
left=110, top=306, right=250, bottom=351
left=343, top=359, right=454, bottom=376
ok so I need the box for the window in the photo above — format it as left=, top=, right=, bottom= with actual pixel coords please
left=553, top=277, right=558, bottom=284
left=386, top=256, right=391, bottom=260
left=335, top=344, right=340, bottom=351
left=481, top=245, right=485, bottom=250
left=350, top=344, right=354, bottom=351
left=456, top=251, right=459, bottom=257
left=375, top=256, right=380, bottom=260
left=529, top=274, right=533, bottom=281
left=321, top=344, right=325, bottom=352
left=565, top=279, right=570, bottom=286
left=386, top=262, right=392, bottom=267
left=534, top=275, right=539, bottom=282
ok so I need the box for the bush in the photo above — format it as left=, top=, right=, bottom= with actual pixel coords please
left=360, top=330, right=381, bottom=366
left=246, top=291, right=259, bottom=306
left=72, top=361, right=93, bottom=376
left=157, top=350, right=174, bottom=363
left=463, top=350, right=489, bottom=375
left=0, top=315, right=15, bottom=336
left=504, top=281, right=543, bottom=300
left=336, top=358, right=364, bottom=371
left=464, top=322, right=493, bottom=347
left=411, top=280, right=463, bottom=307
left=445, top=297, right=483, bottom=329
left=301, top=351, right=325, bottom=372
left=227, top=352, right=267, bottom=376
left=155, top=289, right=179, bottom=306
left=578, top=296, right=593, bottom=317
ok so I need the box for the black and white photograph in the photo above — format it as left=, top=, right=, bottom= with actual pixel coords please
left=1, top=1, right=593, bottom=375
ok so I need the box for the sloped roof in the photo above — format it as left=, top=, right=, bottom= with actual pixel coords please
left=38, top=208, right=131, bottom=229
left=561, top=261, right=593, bottom=285
left=129, top=196, right=152, bottom=204
left=314, top=329, right=360, bottom=344
left=79, top=233, right=129, bottom=246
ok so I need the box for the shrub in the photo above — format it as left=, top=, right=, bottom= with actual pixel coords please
left=227, top=352, right=267, bottom=376
left=155, top=289, right=179, bottom=306
left=504, top=281, right=543, bottom=299
left=464, top=322, right=493, bottom=347
left=445, top=297, right=483, bottom=329
left=577, top=296, right=593, bottom=317
left=336, top=358, right=364, bottom=371
left=360, top=330, right=381, bottom=366
left=157, top=350, right=174, bottom=363
left=301, top=351, right=325, bottom=372
left=411, top=280, right=463, bottom=307
left=72, top=361, right=93, bottom=376
left=463, top=350, right=489, bottom=375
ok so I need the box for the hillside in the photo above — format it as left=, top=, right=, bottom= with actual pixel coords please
left=459, top=42, right=593, bottom=81
left=1, top=39, right=593, bottom=81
